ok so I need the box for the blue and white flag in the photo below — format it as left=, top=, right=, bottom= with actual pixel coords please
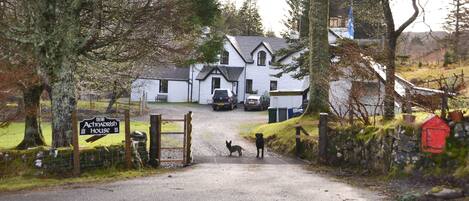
left=347, top=6, right=355, bottom=39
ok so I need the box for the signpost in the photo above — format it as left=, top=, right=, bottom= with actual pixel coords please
left=80, top=117, right=120, bottom=135
left=72, top=110, right=131, bottom=175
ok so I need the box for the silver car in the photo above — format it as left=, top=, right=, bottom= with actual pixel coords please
left=244, top=95, right=270, bottom=111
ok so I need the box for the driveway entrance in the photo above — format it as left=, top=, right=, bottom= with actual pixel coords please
left=0, top=103, right=386, bottom=201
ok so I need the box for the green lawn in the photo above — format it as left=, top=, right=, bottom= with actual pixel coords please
left=39, top=99, right=141, bottom=112
left=241, top=115, right=319, bottom=157
left=0, top=121, right=181, bottom=150
left=397, top=65, right=468, bottom=96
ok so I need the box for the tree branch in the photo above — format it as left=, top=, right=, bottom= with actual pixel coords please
left=395, top=0, right=419, bottom=36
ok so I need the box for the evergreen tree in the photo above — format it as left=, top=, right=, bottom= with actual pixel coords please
left=219, top=1, right=243, bottom=35
left=445, top=0, right=469, bottom=60
left=238, top=0, right=264, bottom=36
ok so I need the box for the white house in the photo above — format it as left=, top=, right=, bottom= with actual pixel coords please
left=131, top=30, right=343, bottom=104
left=131, top=30, right=444, bottom=115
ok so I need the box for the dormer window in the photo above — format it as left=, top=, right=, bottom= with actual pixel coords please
left=220, top=50, right=229, bottom=65
left=257, top=51, right=266, bottom=66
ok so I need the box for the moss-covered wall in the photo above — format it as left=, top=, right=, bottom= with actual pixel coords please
left=0, top=142, right=148, bottom=178
left=327, top=120, right=469, bottom=180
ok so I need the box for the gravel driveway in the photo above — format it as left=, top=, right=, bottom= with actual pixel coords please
left=0, top=103, right=386, bottom=201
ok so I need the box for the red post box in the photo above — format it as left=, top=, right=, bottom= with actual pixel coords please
left=421, top=115, right=451, bottom=154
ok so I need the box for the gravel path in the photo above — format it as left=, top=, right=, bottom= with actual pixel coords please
left=0, top=103, right=386, bottom=201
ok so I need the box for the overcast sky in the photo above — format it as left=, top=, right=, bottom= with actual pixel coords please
left=222, top=0, right=451, bottom=36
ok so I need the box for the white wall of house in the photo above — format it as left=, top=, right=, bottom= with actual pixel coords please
left=198, top=74, right=234, bottom=104
left=329, top=79, right=402, bottom=116
left=270, top=94, right=304, bottom=108
left=329, top=79, right=352, bottom=116
left=167, top=81, right=189, bottom=102
left=246, top=46, right=273, bottom=97
left=190, top=64, right=202, bottom=103
left=220, top=38, right=245, bottom=67
left=237, top=68, right=246, bottom=102
left=131, top=79, right=189, bottom=102
left=277, top=51, right=307, bottom=90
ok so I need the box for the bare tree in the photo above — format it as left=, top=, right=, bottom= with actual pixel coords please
left=0, top=0, right=220, bottom=147
left=381, top=0, right=419, bottom=120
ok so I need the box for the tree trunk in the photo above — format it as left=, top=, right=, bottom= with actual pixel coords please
left=383, top=36, right=397, bottom=120
left=381, top=0, right=418, bottom=120
left=305, top=0, right=330, bottom=115
left=51, top=59, right=77, bottom=148
left=106, top=91, right=123, bottom=114
left=17, top=84, right=46, bottom=149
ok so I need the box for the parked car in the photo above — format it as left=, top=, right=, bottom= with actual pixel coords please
left=244, top=95, right=270, bottom=111
left=212, top=89, right=238, bottom=111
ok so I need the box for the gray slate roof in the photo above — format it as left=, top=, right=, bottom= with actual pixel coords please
left=226, top=35, right=288, bottom=63
left=196, top=65, right=244, bottom=82
left=139, top=63, right=189, bottom=80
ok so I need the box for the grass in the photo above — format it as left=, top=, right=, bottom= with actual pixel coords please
left=39, top=99, right=141, bottom=112
left=397, top=65, right=468, bottom=96
left=0, top=121, right=180, bottom=150
left=241, top=115, right=319, bottom=157
left=0, top=167, right=173, bottom=192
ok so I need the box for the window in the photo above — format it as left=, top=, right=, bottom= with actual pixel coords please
left=212, top=77, right=220, bottom=94
left=159, top=80, right=168, bottom=93
left=246, top=79, right=253, bottom=94
left=270, top=80, right=278, bottom=91
left=220, top=50, right=229, bottom=65
left=257, top=51, right=266, bottom=66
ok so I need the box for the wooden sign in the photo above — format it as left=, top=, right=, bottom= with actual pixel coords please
left=80, top=117, right=120, bottom=135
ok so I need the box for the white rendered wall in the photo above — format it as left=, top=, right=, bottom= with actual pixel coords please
left=245, top=46, right=277, bottom=98
left=131, top=79, right=188, bottom=103
left=219, top=39, right=245, bottom=67
left=277, top=51, right=307, bottom=90
left=270, top=95, right=303, bottom=108
left=167, top=81, right=189, bottom=102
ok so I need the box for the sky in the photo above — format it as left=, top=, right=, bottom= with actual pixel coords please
left=222, top=0, right=451, bottom=36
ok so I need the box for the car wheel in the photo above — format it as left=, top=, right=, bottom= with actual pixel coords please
left=244, top=107, right=247, bottom=111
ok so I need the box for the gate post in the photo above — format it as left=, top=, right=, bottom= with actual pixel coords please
left=72, top=110, right=80, bottom=176
left=124, top=110, right=131, bottom=169
left=183, top=113, right=187, bottom=165
left=318, top=113, right=329, bottom=164
left=156, top=114, right=162, bottom=166
left=149, top=114, right=161, bottom=167
left=185, top=111, right=192, bottom=165
left=295, top=126, right=302, bottom=157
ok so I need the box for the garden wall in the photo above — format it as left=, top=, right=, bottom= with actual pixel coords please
left=0, top=142, right=148, bottom=178
left=326, top=120, right=469, bottom=179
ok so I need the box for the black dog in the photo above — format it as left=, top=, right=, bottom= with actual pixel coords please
left=255, top=133, right=264, bottom=158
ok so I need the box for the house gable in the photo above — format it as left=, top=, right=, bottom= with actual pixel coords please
left=224, top=35, right=249, bottom=65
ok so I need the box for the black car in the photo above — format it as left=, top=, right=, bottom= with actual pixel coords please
left=212, top=89, right=238, bottom=111
left=244, top=95, right=270, bottom=111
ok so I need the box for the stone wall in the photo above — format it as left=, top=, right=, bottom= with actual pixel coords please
left=0, top=142, right=148, bottom=177
left=327, top=120, right=469, bottom=177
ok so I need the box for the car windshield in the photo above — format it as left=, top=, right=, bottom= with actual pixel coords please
left=214, top=90, right=228, bottom=97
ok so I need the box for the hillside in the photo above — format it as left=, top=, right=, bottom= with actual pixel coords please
left=397, top=31, right=448, bottom=63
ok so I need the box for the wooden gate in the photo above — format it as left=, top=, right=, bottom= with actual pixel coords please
left=149, top=112, right=192, bottom=166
